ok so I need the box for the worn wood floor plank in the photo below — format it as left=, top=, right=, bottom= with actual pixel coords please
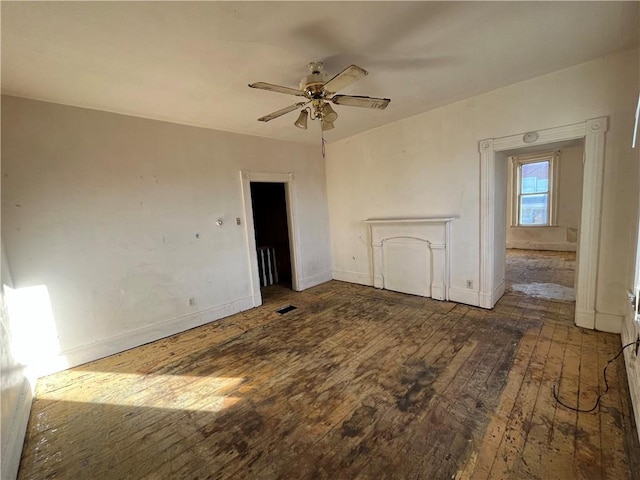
left=487, top=321, right=555, bottom=479
left=535, top=323, right=572, bottom=478
left=515, top=321, right=568, bottom=479
left=598, top=332, right=635, bottom=479
left=462, top=323, right=544, bottom=479
left=572, top=329, right=602, bottom=479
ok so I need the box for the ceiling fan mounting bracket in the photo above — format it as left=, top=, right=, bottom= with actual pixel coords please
left=307, top=62, right=324, bottom=74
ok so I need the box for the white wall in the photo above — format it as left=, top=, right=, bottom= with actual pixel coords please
left=506, top=145, right=584, bottom=251
left=1, top=241, right=32, bottom=480
left=492, top=152, right=508, bottom=299
left=621, top=74, right=640, bottom=442
left=622, top=265, right=640, bottom=443
left=1, top=95, right=332, bottom=371
left=326, top=47, right=639, bottom=324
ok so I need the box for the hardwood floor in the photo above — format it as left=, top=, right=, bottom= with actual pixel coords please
left=18, top=250, right=640, bottom=479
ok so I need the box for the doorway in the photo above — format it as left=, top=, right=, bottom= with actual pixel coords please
left=250, top=182, right=293, bottom=289
left=240, top=171, right=301, bottom=308
left=479, top=117, right=609, bottom=331
left=501, top=141, right=584, bottom=305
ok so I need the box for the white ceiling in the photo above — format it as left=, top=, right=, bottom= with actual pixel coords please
left=2, top=2, right=638, bottom=144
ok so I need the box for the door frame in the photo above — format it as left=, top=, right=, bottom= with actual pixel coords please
left=240, top=171, right=301, bottom=307
left=479, top=117, right=608, bottom=330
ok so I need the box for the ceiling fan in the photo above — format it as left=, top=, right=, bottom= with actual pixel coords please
left=249, top=62, right=390, bottom=131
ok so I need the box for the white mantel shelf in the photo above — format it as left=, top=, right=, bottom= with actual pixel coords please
left=364, top=216, right=456, bottom=301
left=364, top=217, right=457, bottom=224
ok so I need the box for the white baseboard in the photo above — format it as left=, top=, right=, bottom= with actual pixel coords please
left=479, top=291, right=493, bottom=309
left=448, top=287, right=480, bottom=307
left=53, top=296, right=254, bottom=374
left=1, top=377, right=33, bottom=480
left=575, top=307, right=596, bottom=329
left=621, top=307, right=640, bottom=444
left=574, top=308, right=622, bottom=333
left=595, top=311, right=623, bottom=334
left=332, top=270, right=373, bottom=286
left=296, top=271, right=333, bottom=291
left=431, top=286, right=445, bottom=301
left=506, top=241, right=577, bottom=252
left=493, top=280, right=505, bottom=305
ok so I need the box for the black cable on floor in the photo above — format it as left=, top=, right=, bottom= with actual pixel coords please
left=552, top=340, right=636, bottom=413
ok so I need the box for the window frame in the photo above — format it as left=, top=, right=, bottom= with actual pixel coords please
left=509, top=151, right=559, bottom=228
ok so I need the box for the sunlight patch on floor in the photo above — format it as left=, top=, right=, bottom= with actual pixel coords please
left=511, top=282, right=575, bottom=302
left=38, top=371, right=245, bottom=413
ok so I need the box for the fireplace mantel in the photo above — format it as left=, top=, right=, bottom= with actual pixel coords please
left=364, top=216, right=456, bottom=300
left=364, top=217, right=457, bottom=225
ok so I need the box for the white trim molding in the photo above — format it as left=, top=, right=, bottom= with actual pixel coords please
left=448, top=287, right=480, bottom=306
left=506, top=241, right=577, bottom=252
left=576, top=118, right=608, bottom=329
left=240, top=171, right=302, bottom=306
left=479, top=117, right=608, bottom=330
left=297, top=271, right=333, bottom=291
left=479, top=138, right=496, bottom=309
left=594, top=312, right=623, bottom=334
left=57, top=296, right=255, bottom=373
left=332, top=270, right=374, bottom=286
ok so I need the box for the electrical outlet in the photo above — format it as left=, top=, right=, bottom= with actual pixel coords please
left=188, top=297, right=195, bottom=307
left=466, top=280, right=473, bottom=289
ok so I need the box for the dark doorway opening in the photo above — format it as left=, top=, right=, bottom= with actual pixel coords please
left=250, top=182, right=292, bottom=289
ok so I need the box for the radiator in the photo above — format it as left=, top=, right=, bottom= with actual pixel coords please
left=257, top=246, right=279, bottom=287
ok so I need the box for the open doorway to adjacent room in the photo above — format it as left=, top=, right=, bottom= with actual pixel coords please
left=250, top=182, right=293, bottom=291
left=240, top=171, right=300, bottom=308
left=480, top=118, right=607, bottom=329
left=500, top=140, right=584, bottom=307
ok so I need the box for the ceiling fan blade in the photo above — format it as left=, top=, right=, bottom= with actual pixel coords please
left=258, top=102, right=309, bottom=122
left=323, top=65, right=368, bottom=94
left=331, top=95, right=390, bottom=110
left=249, top=82, right=306, bottom=97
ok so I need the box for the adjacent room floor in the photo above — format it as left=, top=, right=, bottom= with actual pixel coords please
left=18, top=250, right=640, bottom=479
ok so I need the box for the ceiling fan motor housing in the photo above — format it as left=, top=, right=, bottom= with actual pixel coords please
left=300, top=76, right=327, bottom=98
left=300, top=61, right=328, bottom=98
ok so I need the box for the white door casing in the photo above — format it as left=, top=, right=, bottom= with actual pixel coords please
left=240, top=171, right=302, bottom=307
left=479, top=117, right=608, bottom=329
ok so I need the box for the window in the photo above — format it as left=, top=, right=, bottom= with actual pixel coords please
left=510, top=152, right=558, bottom=227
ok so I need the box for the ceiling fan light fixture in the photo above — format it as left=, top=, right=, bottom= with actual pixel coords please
left=294, top=109, right=309, bottom=129
left=322, top=103, right=338, bottom=123
left=321, top=120, right=335, bottom=131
